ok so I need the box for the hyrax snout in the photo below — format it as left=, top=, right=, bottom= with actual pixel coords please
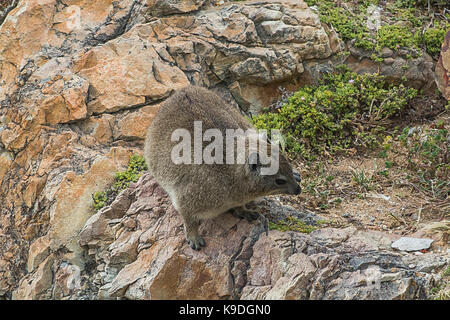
left=144, top=85, right=301, bottom=250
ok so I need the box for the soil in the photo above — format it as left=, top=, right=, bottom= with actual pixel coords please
left=280, top=97, right=449, bottom=250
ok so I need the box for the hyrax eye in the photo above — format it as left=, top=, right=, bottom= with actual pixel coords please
left=275, top=178, right=287, bottom=186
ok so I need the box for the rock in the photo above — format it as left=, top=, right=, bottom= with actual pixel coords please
left=52, top=262, right=81, bottom=299
left=391, top=237, right=434, bottom=252
left=27, top=235, right=51, bottom=273
left=0, top=148, right=13, bottom=183
left=108, top=230, right=142, bottom=268
left=347, top=41, right=436, bottom=92
left=435, top=30, right=450, bottom=100
left=241, top=229, right=447, bottom=300
left=93, top=174, right=268, bottom=299
left=79, top=210, right=115, bottom=248
left=144, top=0, right=208, bottom=18
left=366, top=5, right=382, bottom=32
left=73, top=39, right=189, bottom=114
left=0, top=0, right=19, bottom=25
left=71, top=174, right=448, bottom=300
left=418, top=220, right=449, bottom=247
left=322, top=23, right=345, bottom=55
left=380, top=47, right=394, bottom=58
left=4, top=171, right=449, bottom=300
left=113, top=105, right=161, bottom=141
left=47, top=148, right=134, bottom=267
left=13, top=255, right=54, bottom=300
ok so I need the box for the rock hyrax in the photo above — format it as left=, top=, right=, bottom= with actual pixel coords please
left=144, top=86, right=301, bottom=250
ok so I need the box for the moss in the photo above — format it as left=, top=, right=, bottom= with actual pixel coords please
left=269, top=216, right=318, bottom=234
left=92, top=154, right=148, bottom=211
left=252, top=66, right=417, bottom=160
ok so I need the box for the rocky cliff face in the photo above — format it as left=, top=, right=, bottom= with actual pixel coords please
left=0, top=0, right=446, bottom=299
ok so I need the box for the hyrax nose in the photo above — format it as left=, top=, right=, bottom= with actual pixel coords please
left=293, top=171, right=302, bottom=183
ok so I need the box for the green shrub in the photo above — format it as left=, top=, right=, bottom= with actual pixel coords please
left=307, top=0, right=448, bottom=58
left=305, top=0, right=376, bottom=50
left=376, top=24, right=420, bottom=51
left=252, top=66, right=417, bottom=160
left=423, top=23, right=450, bottom=56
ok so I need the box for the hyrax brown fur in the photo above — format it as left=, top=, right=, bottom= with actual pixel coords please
left=144, top=86, right=301, bottom=250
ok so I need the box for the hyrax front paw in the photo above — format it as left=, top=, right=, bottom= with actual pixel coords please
left=230, top=207, right=259, bottom=222
left=186, top=235, right=206, bottom=250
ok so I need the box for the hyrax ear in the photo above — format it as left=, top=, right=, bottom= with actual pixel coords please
left=247, top=152, right=261, bottom=173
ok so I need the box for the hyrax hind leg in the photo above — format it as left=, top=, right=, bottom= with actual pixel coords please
left=229, top=205, right=259, bottom=222
left=180, top=213, right=205, bottom=250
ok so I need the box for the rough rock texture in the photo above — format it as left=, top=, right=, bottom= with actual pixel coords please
left=391, top=237, right=434, bottom=252
left=15, top=173, right=447, bottom=300
left=0, top=0, right=18, bottom=25
left=241, top=229, right=447, bottom=300
left=435, top=30, right=450, bottom=100
left=344, top=41, right=436, bottom=92
left=0, top=0, right=445, bottom=299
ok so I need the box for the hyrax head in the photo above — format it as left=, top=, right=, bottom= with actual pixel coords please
left=245, top=150, right=301, bottom=197
left=238, top=131, right=301, bottom=197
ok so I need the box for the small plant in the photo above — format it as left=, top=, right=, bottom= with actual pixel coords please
left=351, top=168, right=374, bottom=191
left=92, top=154, right=148, bottom=211
left=93, top=191, right=107, bottom=211
left=429, top=265, right=450, bottom=300
left=394, top=0, right=450, bottom=8
left=443, top=265, right=450, bottom=277
left=397, top=126, right=449, bottom=199
left=113, top=154, right=148, bottom=191
left=371, top=53, right=384, bottom=63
